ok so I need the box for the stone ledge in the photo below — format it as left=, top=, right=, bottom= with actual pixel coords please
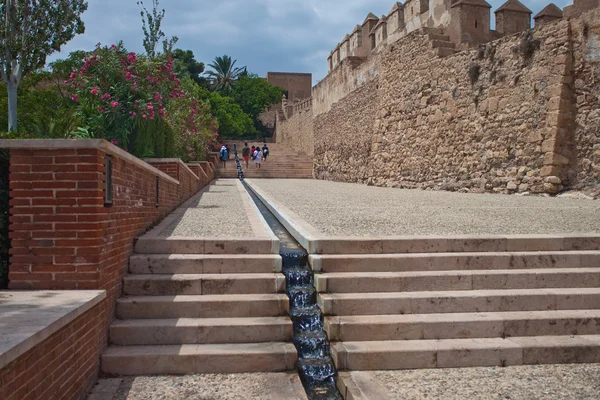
left=0, top=290, right=106, bottom=370
left=0, top=139, right=179, bottom=185
left=144, top=158, right=200, bottom=180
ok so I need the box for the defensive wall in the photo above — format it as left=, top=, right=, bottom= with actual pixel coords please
left=276, top=3, right=600, bottom=194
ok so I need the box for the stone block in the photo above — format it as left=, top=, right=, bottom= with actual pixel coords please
left=540, top=165, right=562, bottom=176
left=544, top=152, right=570, bottom=166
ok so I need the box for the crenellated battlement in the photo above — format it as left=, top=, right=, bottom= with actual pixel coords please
left=327, top=0, right=599, bottom=73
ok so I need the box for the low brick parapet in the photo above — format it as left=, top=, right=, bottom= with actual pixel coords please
left=0, top=290, right=105, bottom=400
left=0, top=138, right=215, bottom=397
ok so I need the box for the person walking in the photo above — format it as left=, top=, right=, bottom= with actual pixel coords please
left=262, top=143, right=269, bottom=162
left=242, top=142, right=251, bottom=168
left=253, top=145, right=263, bottom=170
left=250, top=145, right=256, bottom=168
left=219, top=145, right=228, bottom=169
left=225, top=144, right=231, bottom=160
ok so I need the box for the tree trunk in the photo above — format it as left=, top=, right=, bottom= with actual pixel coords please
left=7, top=78, right=18, bottom=132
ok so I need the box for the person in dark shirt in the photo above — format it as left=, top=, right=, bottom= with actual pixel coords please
left=262, top=143, right=269, bottom=162
left=242, top=142, right=251, bottom=168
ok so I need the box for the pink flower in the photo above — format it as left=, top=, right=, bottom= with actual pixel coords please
left=110, top=140, right=119, bottom=145
left=110, top=44, right=117, bottom=50
left=71, top=94, right=79, bottom=102
left=133, top=82, right=137, bottom=87
left=110, top=101, right=119, bottom=108
left=90, top=87, right=99, bottom=95
left=149, top=111, right=155, bottom=120
left=153, top=93, right=162, bottom=101
left=127, top=52, right=137, bottom=64
left=125, top=72, right=133, bottom=81
left=147, top=103, right=153, bottom=111
left=142, top=114, right=147, bottom=120
left=101, top=93, right=111, bottom=101
left=69, top=70, right=77, bottom=80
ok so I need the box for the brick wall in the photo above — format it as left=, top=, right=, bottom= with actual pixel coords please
left=0, top=300, right=104, bottom=400
left=1, top=139, right=214, bottom=398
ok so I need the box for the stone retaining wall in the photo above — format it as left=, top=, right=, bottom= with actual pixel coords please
left=276, top=9, right=600, bottom=194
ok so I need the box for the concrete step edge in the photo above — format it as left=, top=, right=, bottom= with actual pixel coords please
left=331, top=335, right=600, bottom=370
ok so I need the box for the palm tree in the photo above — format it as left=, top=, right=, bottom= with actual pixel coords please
left=205, top=55, right=246, bottom=92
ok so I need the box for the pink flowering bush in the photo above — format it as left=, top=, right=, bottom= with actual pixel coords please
left=67, top=42, right=216, bottom=159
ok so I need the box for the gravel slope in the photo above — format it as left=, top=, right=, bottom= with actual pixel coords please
left=251, top=179, right=600, bottom=237
left=158, top=181, right=255, bottom=238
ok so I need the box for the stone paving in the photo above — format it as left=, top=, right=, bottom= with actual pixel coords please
left=249, top=179, right=600, bottom=237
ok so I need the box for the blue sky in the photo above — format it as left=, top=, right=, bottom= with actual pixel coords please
left=48, top=0, right=574, bottom=84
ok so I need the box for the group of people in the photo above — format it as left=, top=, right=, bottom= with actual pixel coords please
left=219, top=142, right=270, bottom=170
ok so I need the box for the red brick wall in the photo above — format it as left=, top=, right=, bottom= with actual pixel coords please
left=145, top=160, right=202, bottom=204
left=4, top=141, right=215, bottom=395
left=0, top=301, right=104, bottom=400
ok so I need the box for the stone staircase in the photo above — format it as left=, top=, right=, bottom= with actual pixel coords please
left=101, top=237, right=297, bottom=375
left=426, top=29, right=459, bottom=58
left=217, top=143, right=313, bottom=179
left=310, top=238, right=600, bottom=371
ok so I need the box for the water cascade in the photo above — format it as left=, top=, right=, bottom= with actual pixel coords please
left=241, top=179, right=342, bottom=399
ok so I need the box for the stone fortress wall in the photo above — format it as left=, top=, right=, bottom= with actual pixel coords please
left=276, top=0, right=600, bottom=194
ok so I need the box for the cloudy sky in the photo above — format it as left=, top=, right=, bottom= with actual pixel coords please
left=49, top=0, right=574, bottom=84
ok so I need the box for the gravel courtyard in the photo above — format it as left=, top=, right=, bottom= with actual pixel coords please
left=340, top=364, right=600, bottom=400
left=249, top=179, right=600, bottom=237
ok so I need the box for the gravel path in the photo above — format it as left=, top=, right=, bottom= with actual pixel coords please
left=344, top=364, right=600, bottom=400
left=158, top=180, right=255, bottom=238
left=88, top=373, right=307, bottom=400
left=250, top=179, right=600, bottom=237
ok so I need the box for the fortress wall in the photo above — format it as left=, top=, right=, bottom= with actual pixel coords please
left=276, top=98, right=315, bottom=156
left=277, top=9, right=600, bottom=194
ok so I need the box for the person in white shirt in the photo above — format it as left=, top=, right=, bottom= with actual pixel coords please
left=253, top=146, right=263, bottom=169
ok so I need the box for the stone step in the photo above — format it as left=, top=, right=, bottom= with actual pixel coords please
left=430, top=40, right=455, bottom=49
left=309, top=251, right=600, bottom=273
left=331, top=335, right=600, bottom=370
left=102, top=342, right=298, bottom=375
left=325, top=310, right=600, bottom=341
left=315, top=268, right=600, bottom=293
left=123, top=273, right=286, bottom=296
left=117, top=294, right=290, bottom=319
left=317, top=288, right=600, bottom=316
left=134, top=237, right=278, bottom=255
left=309, top=235, right=600, bottom=255
left=129, top=254, right=282, bottom=274
left=110, top=317, right=293, bottom=345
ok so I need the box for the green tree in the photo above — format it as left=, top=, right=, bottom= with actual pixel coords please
left=232, top=74, right=285, bottom=120
left=205, top=55, right=246, bottom=93
left=208, top=92, right=255, bottom=138
left=0, top=0, right=88, bottom=131
left=138, top=0, right=178, bottom=58
left=172, top=49, right=205, bottom=84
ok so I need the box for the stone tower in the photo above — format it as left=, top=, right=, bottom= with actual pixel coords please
left=534, top=3, right=563, bottom=26
left=387, top=2, right=406, bottom=35
left=449, top=0, right=492, bottom=46
left=362, top=13, right=380, bottom=51
left=495, top=0, right=532, bottom=36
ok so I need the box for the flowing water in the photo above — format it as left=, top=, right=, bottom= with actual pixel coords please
left=239, top=175, right=342, bottom=399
